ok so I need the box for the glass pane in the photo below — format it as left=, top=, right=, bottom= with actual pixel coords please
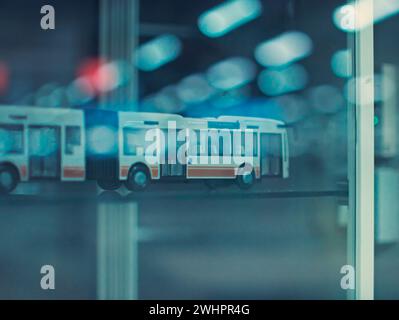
left=0, top=0, right=356, bottom=300
left=0, top=124, right=24, bottom=154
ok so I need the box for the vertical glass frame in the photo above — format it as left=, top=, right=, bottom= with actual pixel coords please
left=348, top=0, right=375, bottom=300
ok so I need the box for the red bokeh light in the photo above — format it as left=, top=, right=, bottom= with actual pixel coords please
left=76, top=58, right=118, bottom=95
left=0, top=62, right=9, bottom=95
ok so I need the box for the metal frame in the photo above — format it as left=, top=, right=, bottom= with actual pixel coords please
left=97, top=201, right=139, bottom=300
left=97, top=0, right=140, bottom=300
left=353, top=0, right=375, bottom=300
left=99, top=0, right=139, bottom=111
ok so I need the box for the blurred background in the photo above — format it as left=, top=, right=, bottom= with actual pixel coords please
left=0, top=0, right=398, bottom=299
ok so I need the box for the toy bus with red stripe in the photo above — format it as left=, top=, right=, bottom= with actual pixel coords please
left=0, top=106, right=289, bottom=193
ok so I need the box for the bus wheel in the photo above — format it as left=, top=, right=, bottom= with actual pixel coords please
left=97, top=179, right=121, bottom=191
left=236, top=167, right=255, bottom=190
left=0, top=165, right=19, bottom=194
left=125, top=165, right=150, bottom=191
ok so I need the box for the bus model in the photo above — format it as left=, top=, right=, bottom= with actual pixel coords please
left=0, top=106, right=289, bottom=193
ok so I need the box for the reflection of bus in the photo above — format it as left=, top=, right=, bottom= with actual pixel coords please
left=0, top=106, right=289, bottom=193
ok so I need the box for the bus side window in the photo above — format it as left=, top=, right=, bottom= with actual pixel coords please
left=241, top=131, right=257, bottom=157
left=244, top=132, right=258, bottom=157
left=271, top=134, right=282, bottom=175
left=208, top=129, right=219, bottom=156
left=219, top=129, right=231, bottom=156
left=65, top=126, right=81, bottom=155
left=236, top=130, right=258, bottom=157
left=0, top=124, right=24, bottom=155
left=232, top=131, right=243, bottom=156
left=198, top=130, right=207, bottom=156
left=283, top=133, right=288, bottom=161
left=186, top=130, right=198, bottom=156
left=123, top=128, right=140, bottom=156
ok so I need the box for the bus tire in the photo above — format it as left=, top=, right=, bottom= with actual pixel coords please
left=236, top=165, right=255, bottom=190
left=0, top=164, right=19, bottom=194
left=125, top=165, right=150, bottom=192
left=97, top=179, right=121, bottom=191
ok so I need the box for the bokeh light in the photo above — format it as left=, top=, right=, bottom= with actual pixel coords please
left=87, top=126, right=117, bottom=155
left=254, top=31, right=313, bottom=68
left=176, top=74, right=216, bottom=105
left=258, top=64, right=308, bottom=96
left=210, top=86, right=250, bottom=109
left=198, top=0, right=262, bottom=38
left=308, top=85, right=344, bottom=114
left=0, top=62, right=9, bottom=94
left=135, top=34, right=182, bottom=72
left=76, top=58, right=120, bottom=95
left=206, top=57, right=257, bottom=91
left=331, top=49, right=352, bottom=78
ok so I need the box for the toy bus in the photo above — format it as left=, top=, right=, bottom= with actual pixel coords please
left=0, top=106, right=289, bottom=193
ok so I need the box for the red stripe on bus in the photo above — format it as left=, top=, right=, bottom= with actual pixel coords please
left=120, top=166, right=129, bottom=177
left=120, top=166, right=159, bottom=179
left=151, top=167, right=159, bottom=178
left=188, top=166, right=261, bottom=178
left=188, top=167, right=236, bottom=178
left=63, top=167, right=85, bottom=178
left=255, top=167, right=260, bottom=178
left=19, top=165, right=27, bottom=178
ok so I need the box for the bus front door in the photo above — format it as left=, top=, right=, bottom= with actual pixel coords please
left=160, top=129, right=186, bottom=177
left=260, top=133, right=282, bottom=177
left=28, top=126, right=61, bottom=179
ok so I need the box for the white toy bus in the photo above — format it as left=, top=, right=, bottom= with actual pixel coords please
left=0, top=106, right=289, bottom=193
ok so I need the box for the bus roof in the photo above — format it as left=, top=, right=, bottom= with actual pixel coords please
left=0, top=105, right=83, bottom=115
left=217, top=115, right=285, bottom=126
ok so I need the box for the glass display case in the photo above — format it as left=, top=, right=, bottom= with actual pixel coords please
left=0, top=0, right=380, bottom=300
